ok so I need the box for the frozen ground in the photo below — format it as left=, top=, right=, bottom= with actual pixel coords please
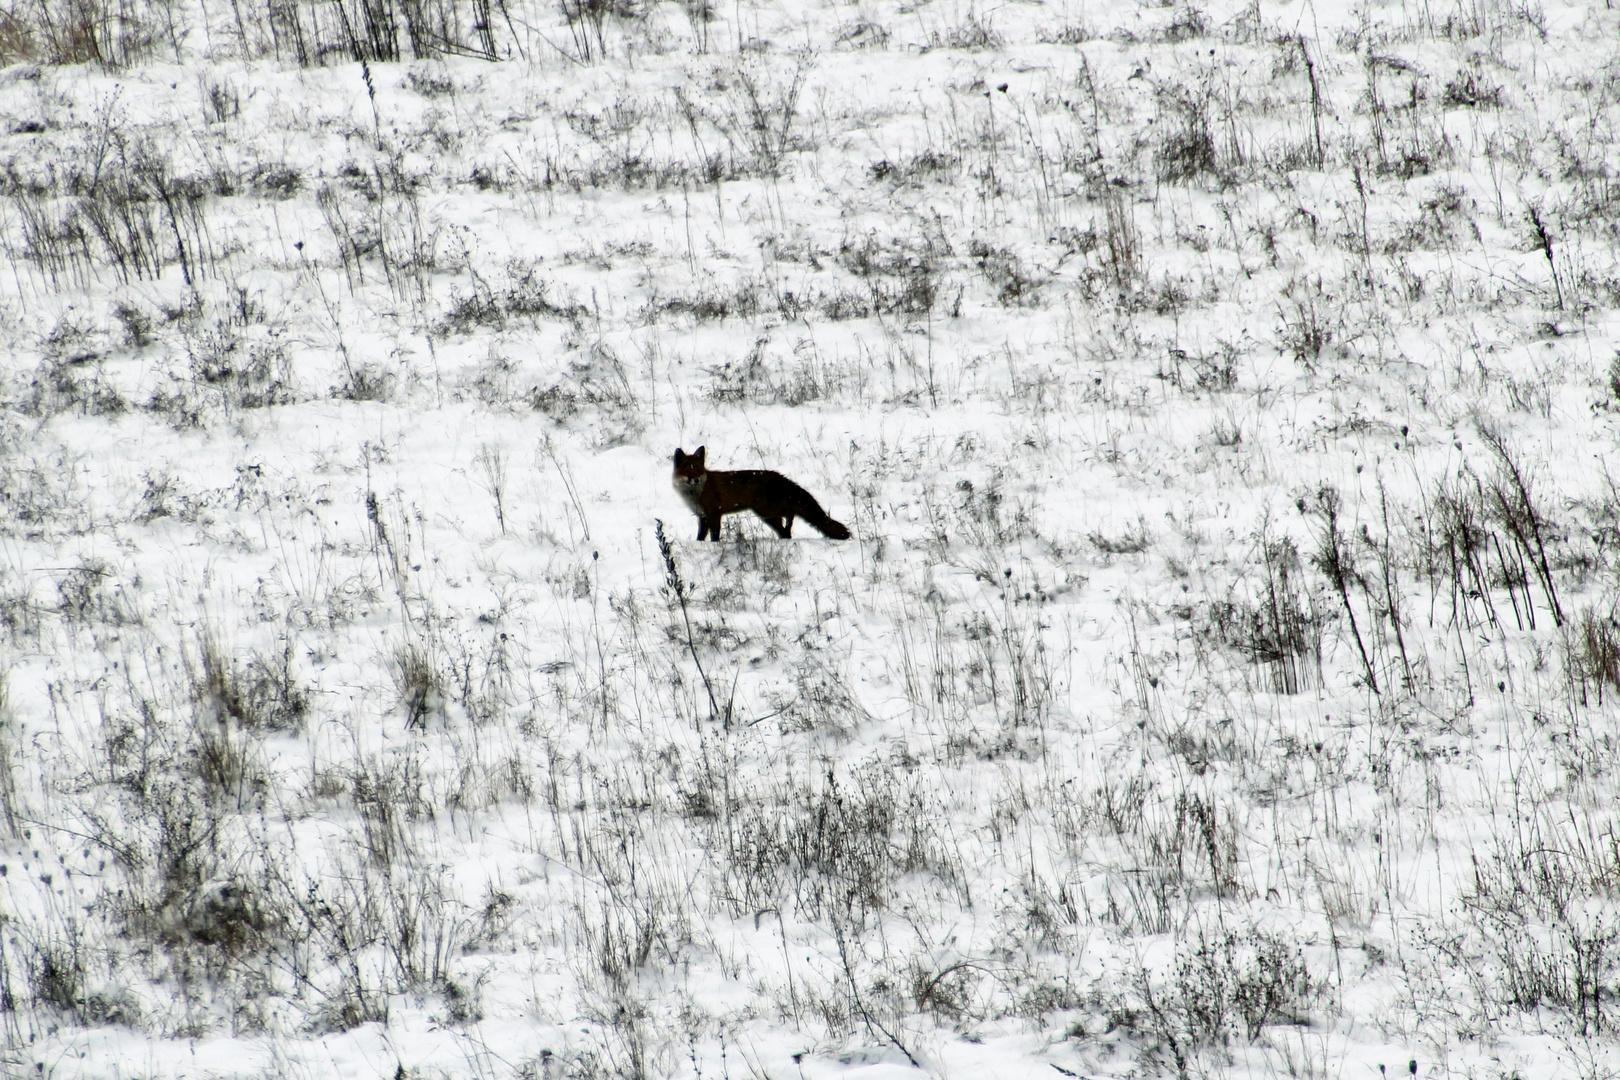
left=2, top=0, right=1620, bottom=1076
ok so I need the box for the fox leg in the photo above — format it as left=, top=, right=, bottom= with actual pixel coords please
left=706, top=514, right=724, bottom=541
left=756, top=511, right=792, bottom=538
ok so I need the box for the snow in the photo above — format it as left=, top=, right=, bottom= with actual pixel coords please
left=2, top=0, right=1620, bottom=1075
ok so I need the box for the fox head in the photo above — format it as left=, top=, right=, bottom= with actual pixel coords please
left=672, top=446, right=707, bottom=478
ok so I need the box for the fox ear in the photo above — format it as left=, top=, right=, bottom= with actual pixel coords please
left=673, top=448, right=686, bottom=464
left=693, top=446, right=705, bottom=462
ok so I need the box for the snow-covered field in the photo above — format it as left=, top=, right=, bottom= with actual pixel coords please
left=2, top=0, right=1620, bottom=1075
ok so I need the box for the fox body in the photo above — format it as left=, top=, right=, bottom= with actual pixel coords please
left=672, top=447, right=851, bottom=541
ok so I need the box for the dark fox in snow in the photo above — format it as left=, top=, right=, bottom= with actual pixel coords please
left=672, top=446, right=851, bottom=541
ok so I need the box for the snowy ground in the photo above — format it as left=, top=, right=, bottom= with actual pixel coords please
left=2, top=0, right=1620, bottom=1076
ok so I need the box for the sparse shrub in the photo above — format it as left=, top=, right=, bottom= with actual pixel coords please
left=1164, top=342, right=1238, bottom=392
left=1386, top=183, right=1479, bottom=253
left=829, top=228, right=947, bottom=317
left=404, top=63, right=456, bottom=97
left=8, top=190, right=95, bottom=290
left=706, top=337, right=858, bottom=405
left=1160, top=5, right=1207, bottom=42
left=438, top=265, right=585, bottom=336
left=1128, top=929, right=1316, bottom=1073
left=241, top=0, right=518, bottom=64
left=834, top=18, right=888, bottom=49
left=1276, top=277, right=1333, bottom=367
left=655, top=517, right=730, bottom=724
left=439, top=974, right=484, bottom=1025
left=957, top=595, right=1055, bottom=735
left=571, top=903, right=666, bottom=1079
left=316, top=169, right=441, bottom=303
left=1302, top=486, right=1380, bottom=692
left=529, top=342, right=644, bottom=447
left=1204, top=537, right=1321, bottom=694
left=281, top=840, right=469, bottom=1032
left=927, top=6, right=1002, bottom=50
left=1089, top=518, right=1152, bottom=556
left=1037, top=22, right=1090, bottom=44
left=466, top=886, right=517, bottom=952
left=437, top=624, right=519, bottom=729
left=0, top=0, right=160, bottom=65
left=720, top=764, right=963, bottom=925
left=185, top=322, right=297, bottom=412
left=869, top=150, right=959, bottom=186
left=0, top=559, right=45, bottom=642
left=558, top=95, right=662, bottom=188
left=1156, top=91, right=1219, bottom=184
left=39, top=312, right=104, bottom=360
left=84, top=671, right=290, bottom=1006
left=1254, top=538, right=1320, bottom=693
left=193, top=706, right=261, bottom=806
left=191, top=878, right=284, bottom=961
left=145, top=384, right=205, bottom=429
left=28, top=938, right=85, bottom=1014
left=196, top=635, right=309, bottom=734
left=969, top=239, right=1043, bottom=306
left=251, top=164, right=303, bottom=199
left=391, top=642, right=445, bottom=729
left=1464, top=814, right=1620, bottom=1035
left=23, top=347, right=128, bottom=420
left=0, top=7, right=32, bottom=63
left=676, top=57, right=812, bottom=179
left=1430, top=477, right=1501, bottom=631
left=931, top=470, right=1034, bottom=553
left=473, top=443, right=509, bottom=532
left=76, top=139, right=211, bottom=286
left=113, top=300, right=154, bottom=348
left=908, top=958, right=978, bottom=1023
left=0, top=675, right=17, bottom=834
left=770, top=626, right=873, bottom=734
left=1442, top=65, right=1502, bottom=109
left=1145, top=275, right=1194, bottom=317
left=349, top=753, right=432, bottom=865
left=560, top=0, right=642, bottom=63
left=333, top=361, right=396, bottom=403
left=1118, top=790, right=1240, bottom=917
left=1570, top=609, right=1620, bottom=705
left=1477, top=421, right=1565, bottom=628
left=0, top=451, right=93, bottom=538
left=1100, top=186, right=1141, bottom=293
left=55, top=558, right=139, bottom=625
left=25, top=933, right=139, bottom=1025
left=201, top=76, right=240, bottom=123
left=653, top=278, right=766, bottom=322
left=705, top=339, right=772, bottom=404
left=305, top=975, right=389, bottom=1034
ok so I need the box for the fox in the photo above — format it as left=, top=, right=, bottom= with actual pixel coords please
left=672, top=446, right=851, bottom=541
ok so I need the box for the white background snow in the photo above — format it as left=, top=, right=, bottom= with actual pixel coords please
left=2, top=0, right=1620, bottom=1076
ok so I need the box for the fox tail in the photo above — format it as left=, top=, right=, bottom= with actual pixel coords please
left=803, top=506, right=851, bottom=540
